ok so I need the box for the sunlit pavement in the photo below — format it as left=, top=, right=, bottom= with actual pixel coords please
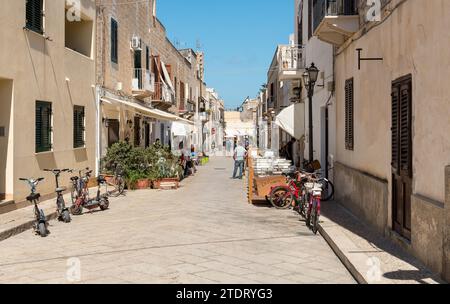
left=0, top=157, right=355, bottom=284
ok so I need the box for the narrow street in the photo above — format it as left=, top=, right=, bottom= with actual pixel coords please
left=0, top=158, right=354, bottom=284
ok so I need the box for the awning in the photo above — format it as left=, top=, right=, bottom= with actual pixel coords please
left=274, top=103, right=305, bottom=139
left=171, top=121, right=189, bottom=136
left=160, top=61, right=175, bottom=92
left=101, top=96, right=193, bottom=125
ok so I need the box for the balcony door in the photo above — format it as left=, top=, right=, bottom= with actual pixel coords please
left=391, top=75, right=413, bottom=240
left=134, top=50, right=142, bottom=89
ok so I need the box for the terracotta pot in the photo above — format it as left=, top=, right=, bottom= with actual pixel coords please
left=136, top=179, right=150, bottom=190
left=153, top=178, right=179, bottom=190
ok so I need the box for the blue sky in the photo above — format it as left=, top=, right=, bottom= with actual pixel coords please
left=157, top=0, right=294, bottom=109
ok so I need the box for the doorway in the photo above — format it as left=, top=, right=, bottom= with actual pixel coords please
left=0, top=79, right=13, bottom=201
left=144, top=121, right=150, bottom=148
left=391, top=75, right=413, bottom=240
left=107, top=119, right=120, bottom=148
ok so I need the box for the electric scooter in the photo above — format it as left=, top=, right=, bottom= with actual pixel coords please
left=19, top=177, right=49, bottom=237
left=70, top=175, right=110, bottom=215
left=44, top=169, right=71, bottom=223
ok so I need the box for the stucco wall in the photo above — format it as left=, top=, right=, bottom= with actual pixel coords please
left=334, top=0, right=450, bottom=279
left=335, top=162, right=389, bottom=234
left=335, top=0, right=450, bottom=204
left=444, top=166, right=450, bottom=282
left=0, top=1, right=96, bottom=203
left=411, top=194, right=444, bottom=275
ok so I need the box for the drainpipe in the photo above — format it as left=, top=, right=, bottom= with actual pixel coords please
left=94, top=85, right=102, bottom=177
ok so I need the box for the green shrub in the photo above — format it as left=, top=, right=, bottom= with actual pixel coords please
left=102, top=141, right=181, bottom=183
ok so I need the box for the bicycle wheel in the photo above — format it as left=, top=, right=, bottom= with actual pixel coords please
left=70, top=187, right=77, bottom=204
left=269, top=186, right=292, bottom=209
left=109, top=177, right=125, bottom=197
left=320, top=179, right=335, bottom=202
left=311, top=203, right=319, bottom=235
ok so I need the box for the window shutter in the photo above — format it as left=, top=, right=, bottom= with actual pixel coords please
left=134, top=116, right=141, bottom=147
left=399, top=82, right=412, bottom=176
left=391, top=86, right=400, bottom=172
left=111, top=18, right=118, bottom=63
left=392, top=76, right=412, bottom=177
left=36, top=101, right=52, bottom=153
left=345, top=78, right=354, bottom=151
left=26, top=0, right=43, bottom=34
left=73, top=106, right=85, bottom=148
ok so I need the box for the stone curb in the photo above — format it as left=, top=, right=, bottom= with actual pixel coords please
left=318, top=223, right=367, bottom=284
left=0, top=211, right=59, bottom=242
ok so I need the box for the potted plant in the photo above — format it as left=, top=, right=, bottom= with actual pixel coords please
left=152, top=157, right=181, bottom=190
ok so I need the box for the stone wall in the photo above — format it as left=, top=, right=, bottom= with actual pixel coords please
left=444, top=166, right=450, bottom=282
left=95, top=0, right=197, bottom=114
left=411, top=194, right=444, bottom=275
left=334, top=162, right=388, bottom=235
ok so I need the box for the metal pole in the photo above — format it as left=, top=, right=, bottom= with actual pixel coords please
left=308, top=88, right=314, bottom=162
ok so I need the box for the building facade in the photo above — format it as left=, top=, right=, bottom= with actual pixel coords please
left=311, top=0, right=449, bottom=280
left=95, top=0, right=198, bottom=164
left=0, top=0, right=96, bottom=209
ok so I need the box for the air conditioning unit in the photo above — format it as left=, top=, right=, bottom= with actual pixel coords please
left=116, top=82, right=123, bottom=91
left=131, top=36, right=142, bottom=50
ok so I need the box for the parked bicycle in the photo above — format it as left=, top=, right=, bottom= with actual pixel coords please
left=19, top=177, right=48, bottom=237
left=70, top=175, right=110, bottom=216
left=304, top=178, right=323, bottom=234
left=104, top=163, right=125, bottom=197
left=44, top=169, right=71, bottom=223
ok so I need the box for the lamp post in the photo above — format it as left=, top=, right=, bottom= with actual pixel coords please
left=303, top=63, right=319, bottom=162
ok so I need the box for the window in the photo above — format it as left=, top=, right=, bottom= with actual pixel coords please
left=146, top=46, right=150, bottom=70
left=73, top=106, right=85, bottom=148
left=111, top=18, right=118, bottom=64
left=35, top=101, right=52, bottom=153
left=345, top=78, right=354, bottom=151
left=26, top=0, right=43, bottom=34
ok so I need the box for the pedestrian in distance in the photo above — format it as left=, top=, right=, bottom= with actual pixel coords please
left=233, top=142, right=247, bottom=180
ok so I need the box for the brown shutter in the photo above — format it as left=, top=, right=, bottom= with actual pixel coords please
left=345, top=78, right=354, bottom=151
left=392, top=75, right=412, bottom=177
left=399, top=81, right=412, bottom=177
left=391, top=85, right=400, bottom=172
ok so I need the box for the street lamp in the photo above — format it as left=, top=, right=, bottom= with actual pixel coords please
left=303, top=62, right=320, bottom=162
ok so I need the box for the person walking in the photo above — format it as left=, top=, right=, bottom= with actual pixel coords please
left=233, top=142, right=247, bottom=179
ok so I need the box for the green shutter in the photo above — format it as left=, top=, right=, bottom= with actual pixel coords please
left=26, top=0, right=43, bottom=34
left=111, top=18, right=118, bottom=63
left=73, top=106, right=85, bottom=148
left=36, top=101, right=52, bottom=153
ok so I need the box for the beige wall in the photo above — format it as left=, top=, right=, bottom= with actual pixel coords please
left=334, top=0, right=450, bottom=277
left=335, top=0, right=450, bottom=203
left=0, top=0, right=96, bottom=202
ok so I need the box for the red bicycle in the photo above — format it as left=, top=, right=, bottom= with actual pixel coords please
left=304, top=180, right=323, bottom=234
left=268, top=172, right=309, bottom=217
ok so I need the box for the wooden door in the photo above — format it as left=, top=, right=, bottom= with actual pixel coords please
left=108, top=119, right=120, bottom=148
left=391, top=75, right=413, bottom=240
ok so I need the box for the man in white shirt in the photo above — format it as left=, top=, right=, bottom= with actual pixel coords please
left=233, top=143, right=247, bottom=179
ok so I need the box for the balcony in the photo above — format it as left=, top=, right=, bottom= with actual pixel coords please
left=179, top=99, right=196, bottom=118
left=313, top=0, right=359, bottom=47
left=278, top=45, right=305, bottom=81
left=151, top=82, right=175, bottom=110
left=132, top=69, right=154, bottom=100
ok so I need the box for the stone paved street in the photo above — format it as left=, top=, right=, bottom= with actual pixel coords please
left=0, top=157, right=355, bottom=284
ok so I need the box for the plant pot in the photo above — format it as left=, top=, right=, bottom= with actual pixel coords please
left=136, top=179, right=150, bottom=190
left=153, top=178, right=180, bottom=190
